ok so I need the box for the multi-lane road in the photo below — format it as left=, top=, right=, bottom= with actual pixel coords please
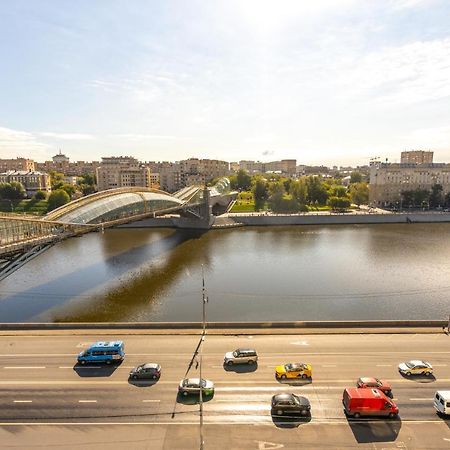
left=0, top=331, right=450, bottom=449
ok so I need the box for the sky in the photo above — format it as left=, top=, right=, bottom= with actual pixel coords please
left=0, top=0, right=449, bottom=166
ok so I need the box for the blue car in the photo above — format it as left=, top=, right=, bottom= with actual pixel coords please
left=77, top=341, right=125, bottom=365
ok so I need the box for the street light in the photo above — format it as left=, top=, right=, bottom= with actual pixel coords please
left=199, top=265, right=208, bottom=450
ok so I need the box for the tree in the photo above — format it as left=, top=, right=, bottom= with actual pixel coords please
left=47, top=189, right=70, bottom=211
left=429, top=184, right=443, bottom=207
left=0, top=181, right=26, bottom=200
left=306, top=176, right=328, bottom=205
left=267, top=181, right=285, bottom=212
left=350, top=172, right=363, bottom=183
left=349, top=182, right=369, bottom=206
left=252, top=176, right=268, bottom=210
left=290, top=179, right=308, bottom=205
left=33, top=190, right=47, bottom=200
left=328, top=196, right=351, bottom=210
left=236, top=170, right=252, bottom=191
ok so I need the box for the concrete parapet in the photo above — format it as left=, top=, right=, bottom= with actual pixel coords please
left=0, top=320, right=446, bottom=331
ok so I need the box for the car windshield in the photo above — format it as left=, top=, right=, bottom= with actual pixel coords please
left=405, top=362, right=415, bottom=368
left=233, top=351, right=238, bottom=357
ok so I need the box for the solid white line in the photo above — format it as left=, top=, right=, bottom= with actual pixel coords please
left=13, top=400, right=32, bottom=403
left=142, top=400, right=160, bottom=403
left=321, top=365, right=337, bottom=367
left=78, top=400, right=97, bottom=403
left=433, top=364, right=447, bottom=367
left=409, top=398, right=431, bottom=401
left=4, top=366, right=46, bottom=369
left=376, top=364, right=392, bottom=367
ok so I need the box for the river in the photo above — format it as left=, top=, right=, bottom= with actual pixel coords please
left=1, top=224, right=449, bottom=322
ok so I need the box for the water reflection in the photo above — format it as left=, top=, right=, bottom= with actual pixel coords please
left=0, top=224, right=450, bottom=322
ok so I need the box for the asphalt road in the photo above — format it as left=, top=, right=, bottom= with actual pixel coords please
left=1, top=332, right=450, bottom=449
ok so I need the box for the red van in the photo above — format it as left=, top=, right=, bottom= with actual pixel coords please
left=343, top=388, right=399, bottom=419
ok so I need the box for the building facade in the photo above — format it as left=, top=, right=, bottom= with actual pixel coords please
left=0, top=170, right=51, bottom=197
left=96, top=156, right=151, bottom=191
left=369, top=161, right=450, bottom=206
left=239, top=159, right=297, bottom=176
left=0, top=158, right=35, bottom=172
left=36, top=152, right=100, bottom=176
left=401, top=150, right=434, bottom=165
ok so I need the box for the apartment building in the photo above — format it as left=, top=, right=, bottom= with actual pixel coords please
left=96, top=156, right=151, bottom=191
left=0, top=157, right=35, bottom=172
left=36, top=151, right=100, bottom=176
left=239, top=159, right=297, bottom=176
left=0, top=170, right=51, bottom=197
left=401, top=150, right=434, bottom=164
left=369, top=161, right=450, bottom=206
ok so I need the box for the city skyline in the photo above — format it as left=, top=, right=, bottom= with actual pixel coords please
left=1, top=0, right=450, bottom=166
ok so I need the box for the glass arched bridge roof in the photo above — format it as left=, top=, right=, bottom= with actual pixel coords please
left=47, top=190, right=184, bottom=225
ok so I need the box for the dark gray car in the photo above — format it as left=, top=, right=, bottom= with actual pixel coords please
left=271, top=393, right=311, bottom=417
left=129, top=363, right=161, bottom=380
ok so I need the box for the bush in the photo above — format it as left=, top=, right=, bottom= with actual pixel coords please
left=47, top=189, right=70, bottom=211
left=34, top=190, right=47, bottom=201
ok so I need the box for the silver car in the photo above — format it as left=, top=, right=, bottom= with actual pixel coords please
left=178, top=378, right=214, bottom=396
left=224, top=348, right=258, bottom=366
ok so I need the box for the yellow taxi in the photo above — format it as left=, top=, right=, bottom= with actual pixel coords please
left=275, top=362, right=312, bottom=380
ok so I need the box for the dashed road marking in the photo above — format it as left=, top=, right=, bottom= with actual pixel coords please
left=142, top=400, right=160, bottom=403
left=4, top=366, right=46, bottom=369
left=13, top=400, right=32, bottom=403
left=78, top=400, right=97, bottom=403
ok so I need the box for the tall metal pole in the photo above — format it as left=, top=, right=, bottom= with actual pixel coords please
left=199, top=265, right=207, bottom=450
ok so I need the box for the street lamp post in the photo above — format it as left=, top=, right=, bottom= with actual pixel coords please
left=199, top=265, right=208, bottom=450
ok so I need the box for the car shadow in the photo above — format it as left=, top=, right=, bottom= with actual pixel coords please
left=73, top=361, right=122, bottom=377
left=223, top=363, right=258, bottom=373
left=128, top=378, right=159, bottom=388
left=347, top=417, right=402, bottom=443
left=176, top=392, right=215, bottom=405
left=275, top=377, right=312, bottom=386
left=399, top=373, right=436, bottom=383
left=271, top=413, right=311, bottom=428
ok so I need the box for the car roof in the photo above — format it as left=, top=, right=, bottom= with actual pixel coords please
left=184, top=378, right=201, bottom=384
left=142, top=363, right=160, bottom=369
left=409, top=360, right=427, bottom=365
left=236, top=348, right=256, bottom=353
left=359, top=377, right=377, bottom=383
left=273, top=393, right=295, bottom=402
left=92, top=341, right=123, bottom=348
left=436, top=391, right=450, bottom=398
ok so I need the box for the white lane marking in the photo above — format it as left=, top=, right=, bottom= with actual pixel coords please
left=257, top=441, right=284, bottom=449
left=13, top=400, right=32, bottom=403
left=291, top=341, right=309, bottom=346
left=321, top=365, right=337, bottom=367
left=4, top=366, right=46, bottom=369
left=433, top=364, right=447, bottom=367
left=409, top=398, right=431, bottom=401
left=142, top=400, right=160, bottom=403
left=376, top=364, right=392, bottom=367
left=78, top=400, right=97, bottom=403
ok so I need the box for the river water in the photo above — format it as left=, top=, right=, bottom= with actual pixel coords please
left=1, top=224, right=450, bottom=323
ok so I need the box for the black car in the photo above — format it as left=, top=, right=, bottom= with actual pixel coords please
left=129, top=363, right=161, bottom=380
left=271, top=393, right=311, bottom=417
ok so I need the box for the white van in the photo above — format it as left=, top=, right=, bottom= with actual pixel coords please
left=434, top=391, right=450, bottom=415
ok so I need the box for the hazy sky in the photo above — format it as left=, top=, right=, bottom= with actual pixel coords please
left=1, top=0, right=449, bottom=166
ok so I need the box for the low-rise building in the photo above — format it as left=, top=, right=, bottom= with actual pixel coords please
left=0, top=170, right=51, bottom=197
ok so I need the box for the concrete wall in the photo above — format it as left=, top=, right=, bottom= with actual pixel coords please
left=229, top=212, right=450, bottom=226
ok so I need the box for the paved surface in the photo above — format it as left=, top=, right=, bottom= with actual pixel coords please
left=0, top=332, right=450, bottom=449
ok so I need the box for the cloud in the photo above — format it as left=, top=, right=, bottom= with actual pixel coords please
left=111, top=133, right=180, bottom=141
left=340, top=38, right=450, bottom=105
left=404, top=125, right=450, bottom=149
left=39, top=132, right=95, bottom=140
left=0, top=126, right=51, bottom=159
left=389, top=0, right=432, bottom=10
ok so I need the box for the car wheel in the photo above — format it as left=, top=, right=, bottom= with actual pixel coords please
left=182, top=391, right=188, bottom=396
left=406, top=371, right=411, bottom=376
left=277, top=410, right=283, bottom=416
left=301, top=374, right=308, bottom=379
left=248, top=360, right=254, bottom=365
left=80, top=360, right=86, bottom=365
left=152, top=375, right=157, bottom=380
left=424, top=371, right=431, bottom=376
left=106, top=360, right=112, bottom=365
left=132, top=374, right=138, bottom=380
left=280, top=374, right=286, bottom=380
left=388, top=412, right=396, bottom=419
left=227, top=361, right=233, bottom=366
left=354, top=412, right=361, bottom=419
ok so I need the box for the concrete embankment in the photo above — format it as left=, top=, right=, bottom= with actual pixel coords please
left=118, top=212, right=450, bottom=229
left=220, top=212, right=450, bottom=227
left=0, top=320, right=447, bottom=335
